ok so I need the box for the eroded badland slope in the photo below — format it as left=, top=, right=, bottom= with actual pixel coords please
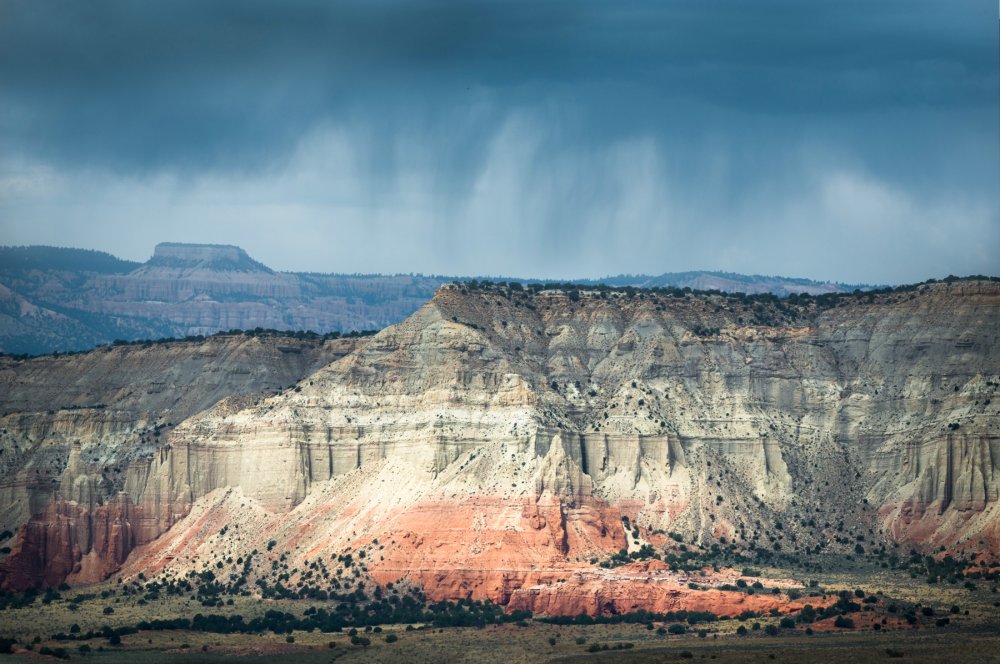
left=0, top=334, right=362, bottom=587
left=0, top=280, right=997, bottom=618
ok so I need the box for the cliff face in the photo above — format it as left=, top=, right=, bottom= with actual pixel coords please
left=0, top=334, right=361, bottom=587
left=0, top=280, right=997, bottom=614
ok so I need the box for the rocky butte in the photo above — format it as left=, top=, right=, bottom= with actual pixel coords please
left=0, top=278, right=997, bottom=618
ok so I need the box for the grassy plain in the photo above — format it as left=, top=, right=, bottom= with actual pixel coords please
left=2, top=560, right=997, bottom=663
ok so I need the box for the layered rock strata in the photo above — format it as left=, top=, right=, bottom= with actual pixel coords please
left=0, top=280, right=997, bottom=615
left=0, top=334, right=360, bottom=587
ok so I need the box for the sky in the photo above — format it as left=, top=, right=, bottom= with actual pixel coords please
left=0, top=0, right=997, bottom=283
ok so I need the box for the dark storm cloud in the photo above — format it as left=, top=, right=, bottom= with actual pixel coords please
left=0, top=0, right=540, bottom=174
left=0, top=0, right=992, bottom=173
left=0, top=0, right=996, bottom=282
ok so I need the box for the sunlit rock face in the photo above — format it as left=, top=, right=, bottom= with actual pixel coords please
left=1, top=280, right=997, bottom=614
left=0, top=334, right=358, bottom=588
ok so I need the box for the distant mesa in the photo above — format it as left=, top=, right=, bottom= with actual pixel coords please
left=145, top=242, right=273, bottom=273
left=0, top=241, right=966, bottom=357
left=0, top=243, right=445, bottom=355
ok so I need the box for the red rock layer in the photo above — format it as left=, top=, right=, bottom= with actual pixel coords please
left=368, top=495, right=625, bottom=604
left=366, top=498, right=822, bottom=618
left=1, top=497, right=146, bottom=589
left=505, top=561, right=831, bottom=618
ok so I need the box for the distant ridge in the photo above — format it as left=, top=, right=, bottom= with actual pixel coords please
left=0, top=245, right=141, bottom=274
left=0, top=244, right=445, bottom=355
left=539, top=271, right=866, bottom=297
left=0, top=242, right=923, bottom=355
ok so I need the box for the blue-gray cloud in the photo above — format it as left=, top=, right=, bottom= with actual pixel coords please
left=0, top=0, right=997, bottom=283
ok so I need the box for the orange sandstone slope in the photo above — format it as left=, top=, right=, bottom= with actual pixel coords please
left=1, top=280, right=998, bottom=616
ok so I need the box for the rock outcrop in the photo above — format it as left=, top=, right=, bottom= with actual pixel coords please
left=0, top=279, right=997, bottom=617
left=505, top=561, right=831, bottom=617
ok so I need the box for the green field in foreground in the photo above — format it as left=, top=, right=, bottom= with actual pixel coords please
left=4, top=623, right=1000, bottom=663
left=2, top=559, right=998, bottom=663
